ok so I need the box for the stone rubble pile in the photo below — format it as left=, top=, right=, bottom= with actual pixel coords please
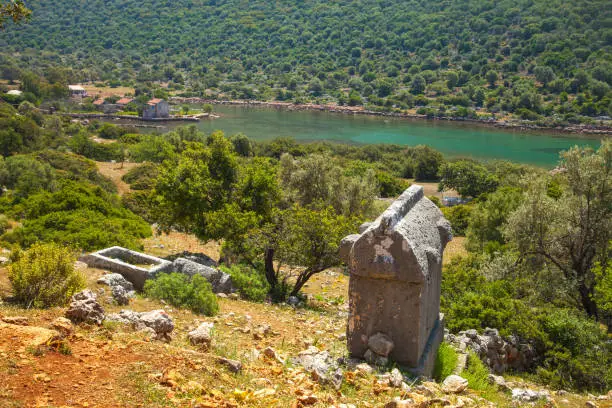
left=294, top=346, right=344, bottom=390
left=106, top=309, right=174, bottom=341
left=97, top=273, right=135, bottom=305
left=445, top=328, right=536, bottom=374
left=65, top=290, right=105, bottom=325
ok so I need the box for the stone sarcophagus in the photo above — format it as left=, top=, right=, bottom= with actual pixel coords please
left=340, top=185, right=452, bottom=376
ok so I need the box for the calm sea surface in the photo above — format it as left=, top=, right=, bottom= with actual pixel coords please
left=165, top=105, right=603, bottom=167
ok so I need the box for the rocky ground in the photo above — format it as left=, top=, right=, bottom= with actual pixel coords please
left=1, top=259, right=610, bottom=408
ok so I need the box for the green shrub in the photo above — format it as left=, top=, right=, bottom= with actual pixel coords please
left=144, top=273, right=219, bottom=316
left=441, top=204, right=473, bottom=236
left=8, top=243, right=85, bottom=308
left=536, top=309, right=611, bottom=392
left=3, top=180, right=151, bottom=251
left=0, top=214, right=10, bottom=234
left=433, top=342, right=459, bottom=382
left=375, top=171, right=409, bottom=198
left=121, top=162, right=159, bottom=190
left=220, top=264, right=270, bottom=302
left=461, top=351, right=493, bottom=392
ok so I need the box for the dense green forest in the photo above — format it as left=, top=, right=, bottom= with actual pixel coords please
left=0, top=0, right=611, bottom=123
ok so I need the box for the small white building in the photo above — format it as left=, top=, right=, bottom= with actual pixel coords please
left=6, top=90, right=22, bottom=96
left=68, top=85, right=88, bottom=97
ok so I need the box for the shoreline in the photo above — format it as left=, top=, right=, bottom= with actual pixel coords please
left=170, top=97, right=612, bottom=137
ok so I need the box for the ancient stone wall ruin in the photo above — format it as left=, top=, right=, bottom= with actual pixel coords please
left=340, top=184, right=452, bottom=376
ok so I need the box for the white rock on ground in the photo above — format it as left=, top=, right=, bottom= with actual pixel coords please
left=188, top=322, right=214, bottom=347
left=65, top=290, right=105, bottom=325
left=441, top=375, right=469, bottom=393
left=367, top=332, right=395, bottom=357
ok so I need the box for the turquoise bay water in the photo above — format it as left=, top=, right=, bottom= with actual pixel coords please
left=177, top=105, right=603, bottom=167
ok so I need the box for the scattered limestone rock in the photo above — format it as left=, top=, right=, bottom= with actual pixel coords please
left=364, top=348, right=388, bottom=366
left=384, top=398, right=415, bottom=408
left=262, top=346, right=284, bottom=364
left=487, top=374, right=510, bottom=391
left=367, top=332, right=394, bottom=357
left=105, top=309, right=174, bottom=341
left=50, top=317, right=74, bottom=338
left=97, top=273, right=134, bottom=291
left=511, top=388, right=549, bottom=402
left=446, top=328, right=536, bottom=374
left=188, top=322, right=214, bottom=348
left=65, top=290, right=105, bottom=325
left=355, top=362, right=374, bottom=375
left=138, top=310, right=174, bottom=341
left=111, top=285, right=131, bottom=305
left=386, top=368, right=404, bottom=388
left=218, top=357, right=242, bottom=373
left=441, top=375, right=468, bottom=394
left=253, top=324, right=271, bottom=340
left=1, top=316, right=29, bottom=326
left=585, top=402, right=597, bottom=408
left=294, top=346, right=343, bottom=389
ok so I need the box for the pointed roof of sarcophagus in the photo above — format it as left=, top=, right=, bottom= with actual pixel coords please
left=340, top=184, right=452, bottom=283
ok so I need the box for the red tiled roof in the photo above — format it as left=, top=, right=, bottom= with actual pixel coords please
left=93, top=99, right=105, bottom=105
left=147, top=98, right=164, bottom=105
left=116, top=98, right=133, bottom=105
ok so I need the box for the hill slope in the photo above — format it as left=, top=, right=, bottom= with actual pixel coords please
left=0, top=0, right=611, bottom=119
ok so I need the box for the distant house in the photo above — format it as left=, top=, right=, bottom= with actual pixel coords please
left=142, top=98, right=169, bottom=119
left=116, top=97, right=133, bottom=107
left=93, top=98, right=106, bottom=107
left=6, top=90, right=22, bottom=96
left=68, top=85, right=88, bottom=97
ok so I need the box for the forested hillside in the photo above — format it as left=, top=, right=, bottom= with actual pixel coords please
left=1, top=0, right=611, bottom=122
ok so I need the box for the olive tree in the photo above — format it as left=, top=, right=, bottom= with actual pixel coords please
left=505, top=141, right=611, bottom=318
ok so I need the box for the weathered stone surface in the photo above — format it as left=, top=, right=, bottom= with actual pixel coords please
left=79, top=246, right=173, bottom=290
left=294, top=347, right=343, bottom=389
left=111, top=285, right=131, bottom=305
left=97, top=273, right=134, bottom=291
left=388, top=368, right=404, bottom=388
left=105, top=309, right=174, bottom=341
left=1, top=316, right=29, bottom=325
left=343, top=185, right=451, bottom=377
left=139, top=310, right=174, bottom=337
left=384, top=398, right=416, bottom=408
left=511, top=388, right=550, bottom=402
left=445, top=329, right=536, bottom=374
left=367, top=332, right=394, bottom=357
left=218, top=357, right=242, bottom=373
left=172, top=258, right=235, bottom=293
left=364, top=349, right=389, bottom=366
left=441, top=375, right=468, bottom=393
left=188, top=322, right=214, bottom=347
left=50, top=317, right=74, bottom=338
left=0, top=321, right=60, bottom=352
left=65, top=290, right=105, bottom=325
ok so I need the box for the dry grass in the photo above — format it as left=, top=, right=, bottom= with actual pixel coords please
left=95, top=161, right=139, bottom=196
left=444, top=236, right=468, bottom=265
left=80, top=84, right=135, bottom=99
